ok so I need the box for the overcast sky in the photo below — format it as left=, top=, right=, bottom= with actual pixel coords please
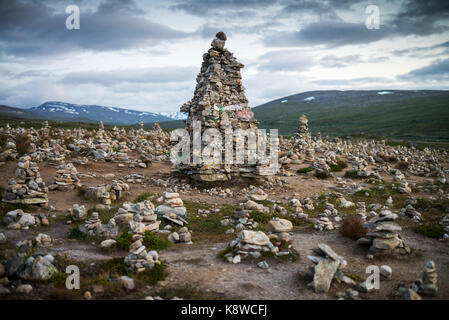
left=1, top=0, right=448, bottom=113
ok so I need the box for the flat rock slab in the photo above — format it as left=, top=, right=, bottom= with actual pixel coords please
left=317, top=243, right=339, bottom=261
left=313, top=259, right=340, bottom=293
left=239, top=230, right=270, bottom=246
left=269, top=219, right=293, bottom=233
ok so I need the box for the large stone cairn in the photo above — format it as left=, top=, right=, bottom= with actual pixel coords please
left=3, top=155, right=48, bottom=207
left=178, top=31, right=272, bottom=181
left=48, top=162, right=81, bottom=191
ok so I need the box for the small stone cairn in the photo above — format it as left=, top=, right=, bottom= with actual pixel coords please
left=48, top=162, right=81, bottom=191
left=2, top=155, right=48, bottom=207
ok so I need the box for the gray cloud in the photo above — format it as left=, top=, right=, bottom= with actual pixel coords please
left=399, top=59, right=449, bottom=80
left=312, top=77, right=391, bottom=86
left=62, top=66, right=198, bottom=86
left=391, top=0, right=449, bottom=36
left=170, top=0, right=275, bottom=17
left=262, top=0, right=449, bottom=48
left=320, top=54, right=388, bottom=68
left=257, top=50, right=313, bottom=72
left=264, top=21, right=392, bottom=47
left=0, top=0, right=190, bottom=57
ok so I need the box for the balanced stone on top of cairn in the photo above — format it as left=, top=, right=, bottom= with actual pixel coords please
left=177, top=31, right=274, bottom=182
left=2, top=155, right=48, bottom=207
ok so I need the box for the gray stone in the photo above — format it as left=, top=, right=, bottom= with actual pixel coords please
left=268, top=219, right=293, bottom=233
left=118, top=276, right=135, bottom=290
left=5, top=255, right=25, bottom=276
left=238, top=230, right=270, bottom=246
left=317, top=243, right=339, bottom=261
left=155, top=205, right=187, bottom=218
left=313, top=259, right=340, bottom=293
left=16, top=284, right=33, bottom=294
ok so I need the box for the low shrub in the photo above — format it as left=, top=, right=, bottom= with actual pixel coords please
left=336, top=158, right=348, bottom=169
left=143, top=231, right=171, bottom=251
left=340, top=216, right=367, bottom=240
left=315, top=170, right=330, bottom=179
left=68, top=226, right=86, bottom=240
left=396, top=161, right=409, bottom=170
left=297, top=167, right=314, bottom=174
left=15, top=134, right=31, bottom=156
left=344, top=170, right=361, bottom=179
left=115, top=231, right=133, bottom=250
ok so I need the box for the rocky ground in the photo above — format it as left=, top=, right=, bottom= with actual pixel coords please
left=0, top=148, right=448, bottom=299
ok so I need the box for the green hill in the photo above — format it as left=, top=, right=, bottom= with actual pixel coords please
left=252, top=90, right=449, bottom=142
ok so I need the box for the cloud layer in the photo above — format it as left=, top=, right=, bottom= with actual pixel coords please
left=0, top=0, right=448, bottom=112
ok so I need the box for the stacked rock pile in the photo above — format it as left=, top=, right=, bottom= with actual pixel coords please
left=224, top=230, right=295, bottom=264
left=221, top=206, right=259, bottom=233
left=290, top=198, right=308, bottom=219
left=46, top=153, right=65, bottom=167
left=2, top=156, right=48, bottom=207
left=5, top=209, right=49, bottom=230
left=124, top=234, right=161, bottom=272
left=70, top=204, right=87, bottom=221
left=48, top=162, right=81, bottom=191
left=80, top=212, right=118, bottom=238
left=168, top=227, right=192, bottom=244
left=177, top=31, right=276, bottom=181
left=293, top=114, right=312, bottom=153
left=314, top=203, right=340, bottom=231
left=357, top=210, right=410, bottom=256
left=306, top=243, right=348, bottom=293
left=117, top=201, right=161, bottom=234
left=83, top=181, right=130, bottom=206
left=356, top=202, right=367, bottom=219
left=394, top=260, right=438, bottom=299
left=268, top=218, right=293, bottom=243
left=399, top=203, right=422, bottom=222
left=417, top=260, right=438, bottom=296
left=440, top=213, right=449, bottom=240
left=0, top=136, right=18, bottom=161
left=155, top=192, right=187, bottom=225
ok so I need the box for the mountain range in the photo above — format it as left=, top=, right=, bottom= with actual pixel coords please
left=26, top=102, right=187, bottom=124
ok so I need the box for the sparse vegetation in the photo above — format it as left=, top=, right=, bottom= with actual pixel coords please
left=14, top=134, right=31, bottom=156
left=68, top=226, right=86, bottom=240
left=143, top=231, right=171, bottom=251
left=344, top=170, right=361, bottom=179
left=297, top=167, right=314, bottom=174
left=413, top=224, right=445, bottom=239
left=115, top=230, right=133, bottom=250
left=315, top=170, right=330, bottom=179
left=340, top=216, right=367, bottom=240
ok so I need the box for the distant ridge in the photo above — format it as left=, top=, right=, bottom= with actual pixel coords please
left=27, top=101, right=185, bottom=124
